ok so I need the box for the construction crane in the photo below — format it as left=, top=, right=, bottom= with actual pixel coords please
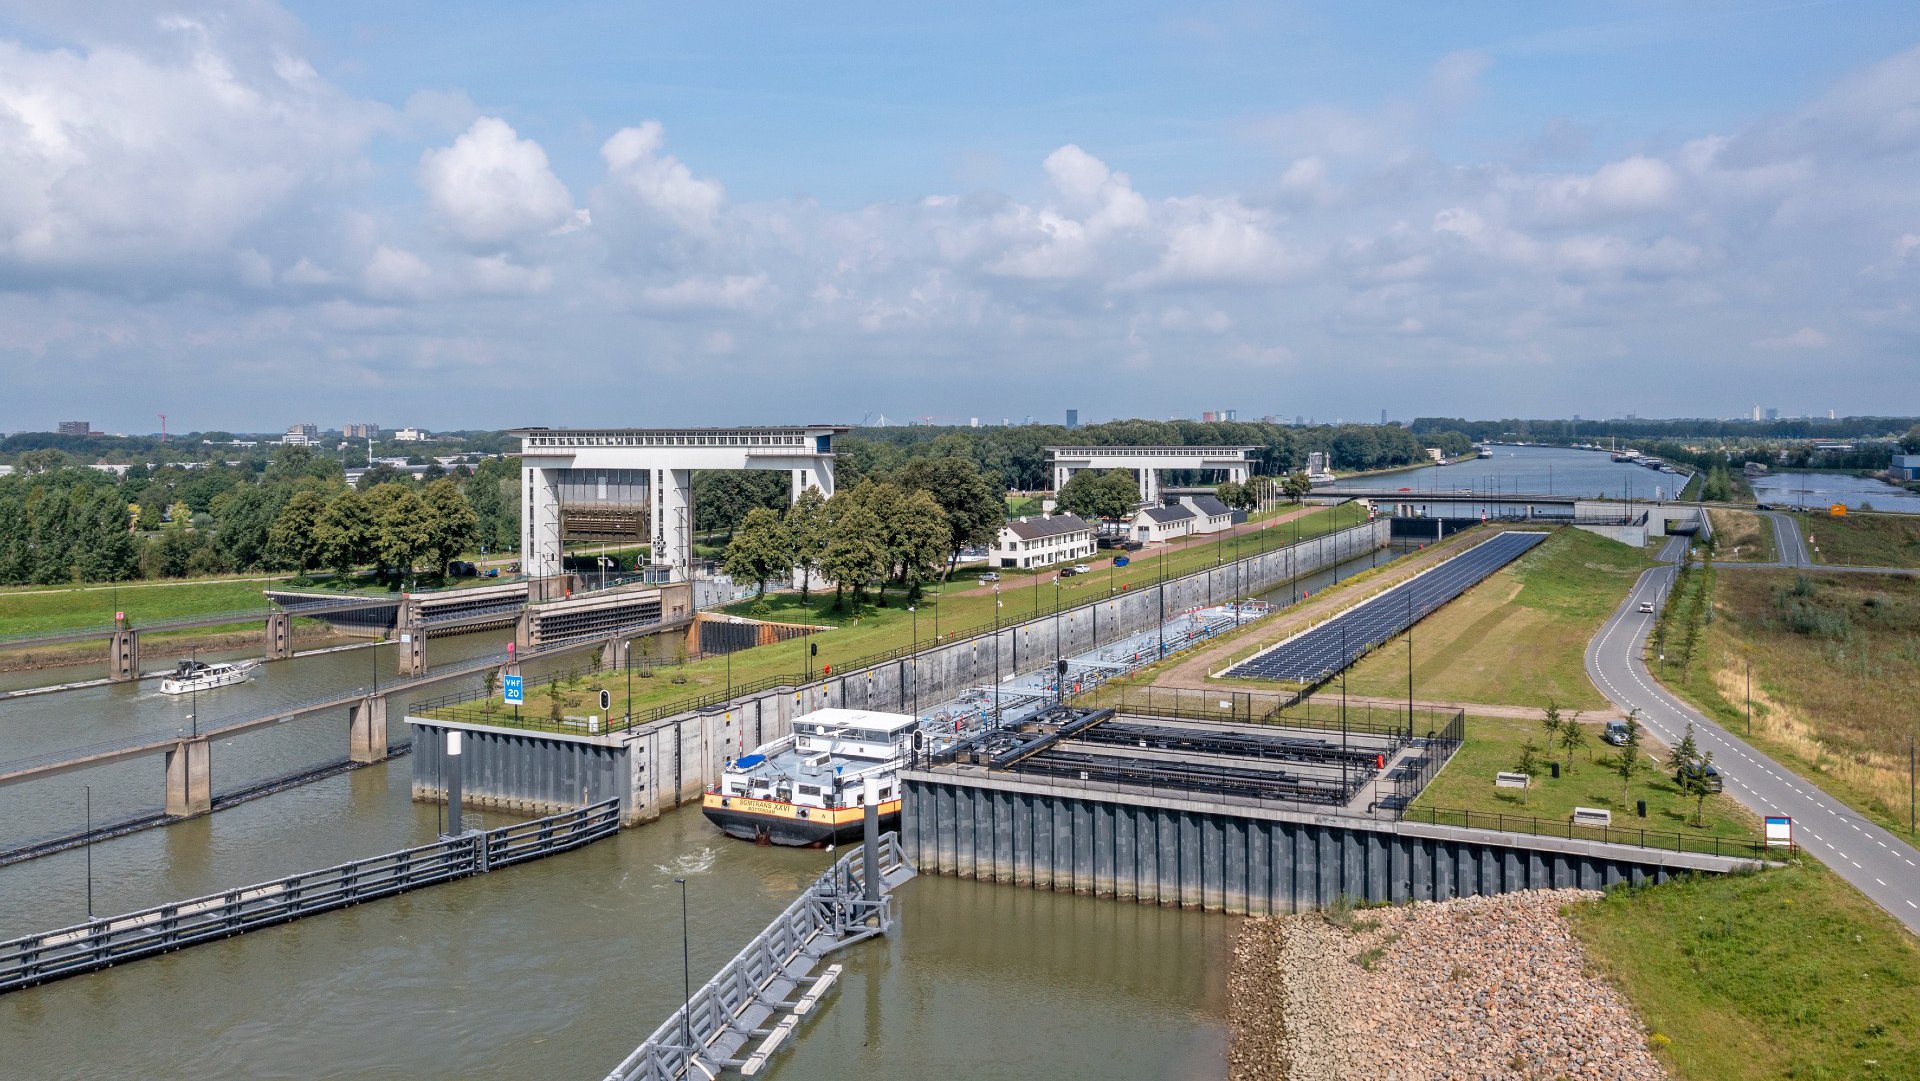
left=157, top=414, right=167, bottom=443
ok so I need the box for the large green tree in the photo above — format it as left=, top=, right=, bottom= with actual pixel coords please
left=368, top=484, right=430, bottom=577
left=722, top=506, right=793, bottom=596
left=314, top=488, right=376, bottom=578
left=1055, top=468, right=1140, bottom=522
left=820, top=496, right=887, bottom=608
left=784, top=485, right=830, bottom=600
left=269, top=488, right=332, bottom=573
left=419, top=477, right=479, bottom=574
left=893, top=456, right=1003, bottom=576
left=211, top=485, right=284, bottom=571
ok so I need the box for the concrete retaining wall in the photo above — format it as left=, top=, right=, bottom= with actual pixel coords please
left=900, top=770, right=1760, bottom=913
left=407, top=519, right=1390, bottom=825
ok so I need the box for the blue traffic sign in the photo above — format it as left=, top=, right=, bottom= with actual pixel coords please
left=503, top=675, right=524, bottom=705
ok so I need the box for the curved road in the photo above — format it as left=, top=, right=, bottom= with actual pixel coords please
left=1715, top=508, right=1919, bottom=575
left=1585, top=535, right=1920, bottom=934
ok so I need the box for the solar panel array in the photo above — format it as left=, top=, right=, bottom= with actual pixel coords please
left=1224, top=531, right=1549, bottom=684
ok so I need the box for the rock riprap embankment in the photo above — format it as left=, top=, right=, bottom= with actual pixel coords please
left=1227, top=889, right=1667, bottom=1081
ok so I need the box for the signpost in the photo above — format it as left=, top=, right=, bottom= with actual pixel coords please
left=503, top=675, right=524, bottom=705
left=1764, top=815, right=1794, bottom=848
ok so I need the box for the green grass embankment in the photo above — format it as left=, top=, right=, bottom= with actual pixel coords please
left=0, top=577, right=286, bottom=640
left=1570, top=862, right=1920, bottom=1080
left=1411, top=713, right=1760, bottom=843
left=1800, top=512, right=1920, bottom=569
left=1342, top=527, right=1653, bottom=711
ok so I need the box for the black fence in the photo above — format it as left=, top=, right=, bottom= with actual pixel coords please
left=1405, top=804, right=1779, bottom=860
left=0, top=800, right=620, bottom=995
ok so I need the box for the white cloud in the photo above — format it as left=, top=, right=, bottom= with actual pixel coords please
left=362, top=246, right=433, bottom=300
left=640, top=274, right=769, bottom=312
left=418, top=117, right=582, bottom=248
left=600, top=121, right=725, bottom=231
left=1529, top=155, right=1680, bottom=222
left=1753, top=327, right=1829, bottom=350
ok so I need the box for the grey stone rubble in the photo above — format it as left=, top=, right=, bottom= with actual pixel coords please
left=1229, top=889, right=1669, bottom=1081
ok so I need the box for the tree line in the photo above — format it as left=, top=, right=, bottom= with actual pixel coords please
left=723, top=456, right=1003, bottom=607
left=0, top=445, right=518, bottom=586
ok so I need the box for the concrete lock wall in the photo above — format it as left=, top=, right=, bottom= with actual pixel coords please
left=899, top=772, right=1759, bottom=914
left=408, top=520, right=1388, bottom=824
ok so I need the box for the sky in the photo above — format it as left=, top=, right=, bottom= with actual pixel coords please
left=2, top=0, right=1918, bottom=434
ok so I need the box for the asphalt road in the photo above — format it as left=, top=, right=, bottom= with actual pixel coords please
left=1585, top=535, right=1920, bottom=934
left=1763, top=509, right=1812, bottom=567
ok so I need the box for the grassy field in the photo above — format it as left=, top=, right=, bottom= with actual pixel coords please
left=0, top=577, right=287, bottom=640
left=1800, top=512, right=1920, bottom=568
left=436, top=503, right=1370, bottom=723
left=1707, top=509, right=1775, bottom=562
left=1341, top=528, right=1653, bottom=711
left=1411, top=713, right=1761, bottom=841
left=1656, top=568, right=1920, bottom=839
left=1570, top=861, right=1920, bottom=1080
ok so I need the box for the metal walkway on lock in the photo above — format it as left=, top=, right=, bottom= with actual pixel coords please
left=1224, top=530, right=1548, bottom=684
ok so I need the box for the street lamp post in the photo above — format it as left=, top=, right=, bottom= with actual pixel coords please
left=84, top=784, right=94, bottom=922
left=675, top=877, right=693, bottom=1059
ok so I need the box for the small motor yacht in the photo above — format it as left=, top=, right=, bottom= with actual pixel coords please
left=159, top=658, right=256, bottom=695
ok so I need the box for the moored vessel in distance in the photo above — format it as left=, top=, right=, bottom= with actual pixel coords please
left=159, top=659, right=257, bottom=695
left=703, top=708, right=914, bottom=846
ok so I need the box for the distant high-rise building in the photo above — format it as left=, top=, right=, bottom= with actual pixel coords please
left=1065, top=409, right=1078, bottom=429
left=1750, top=404, right=1763, bottom=422
left=284, top=423, right=319, bottom=445
left=1828, top=409, right=1837, bottom=420
left=970, top=417, right=980, bottom=428
left=1572, top=414, right=1581, bottom=423
left=57, top=420, right=91, bottom=436
left=1380, top=409, right=1388, bottom=426
left=1764, top=407, right=1779, bottom=421
left=1201, top=411, right=1218, bottom=423
left=1222, top=409, right=1236, bottom=421
left=344, top=423, right=380, bottom=440
left=1295, top=415, right=1304, bottom=427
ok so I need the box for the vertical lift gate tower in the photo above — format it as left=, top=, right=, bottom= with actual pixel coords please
left=512, top=425, right=847, bottom=583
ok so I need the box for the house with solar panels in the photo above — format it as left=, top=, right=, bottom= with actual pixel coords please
left=1130, top=503, right=1196, bottom=544
left=990, top=513, right=1097, bottom=570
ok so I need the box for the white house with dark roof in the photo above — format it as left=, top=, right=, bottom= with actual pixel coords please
left=990, top=513, right=1097, bottom=569
left=1178, top=494, right=1234, bottom=535
left=1130, top=504, right=1195, bottom=544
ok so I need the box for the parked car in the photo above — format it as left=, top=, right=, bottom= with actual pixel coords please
left=1601, top=720, right=1634, bottom=746
left=1071, top=564, right=1091, bottom=573
left=1675, top=761, right=1724, bottom=792
left=1059, top=567, right=1083, bottom=577
left=979, top=571, right=1000, bottom=583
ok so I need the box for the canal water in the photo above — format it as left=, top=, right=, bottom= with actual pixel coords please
left=1, top=756, right=1233, bottom=1080
left=1340, top=444, right=1688, bottom=502
left=0, top=539, right=1417, bottom=1077
left=1748, top=470, right=1920, bottom=513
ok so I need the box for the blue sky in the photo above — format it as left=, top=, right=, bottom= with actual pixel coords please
left=2, top=1, right=1918, bottom=432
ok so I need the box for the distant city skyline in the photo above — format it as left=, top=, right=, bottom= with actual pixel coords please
left=3, top=2, right=1918, bottom=429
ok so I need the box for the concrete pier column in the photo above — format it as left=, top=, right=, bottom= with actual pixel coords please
left=524, top=465, right=563, bottom=580
left=1141, top=468, right=1159, bottom=504
left=164, top=738, right=211, bottom=817
left=265, top=611, right=293, bottom=660
left=600, top=635, right=627, bottom=670
left=396, top=601, right=426, bottom=677
left=443, top=730, right=464, bottom=837
left=109, top=629, right=140, bottom=683
left=513, top=609, right=534, bottom=654
left=349, top=695, right=389, bottom=763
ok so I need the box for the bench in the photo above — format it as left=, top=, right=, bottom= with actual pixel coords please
left=1495, top=772, right=1531, bottom=790
left=1572, top=806, right=1612, bottom=827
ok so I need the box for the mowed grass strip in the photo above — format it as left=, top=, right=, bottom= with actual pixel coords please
left=1411, top=713, right=1760, bottom=842
left=1800, top=511, right=1920, bottom=569
left=0, top=577, right=284, bottom=640
left=1569, top=861, right=1920, bottom=1081
left=1707, top=509, right=1775, bottom=563
left=1343, top=528, right=1653, bottom=711
left=1658, top=569, right=1920, bottom=838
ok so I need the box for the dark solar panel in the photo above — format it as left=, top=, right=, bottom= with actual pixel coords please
left=1224, top=531, right=1548, bottom=683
